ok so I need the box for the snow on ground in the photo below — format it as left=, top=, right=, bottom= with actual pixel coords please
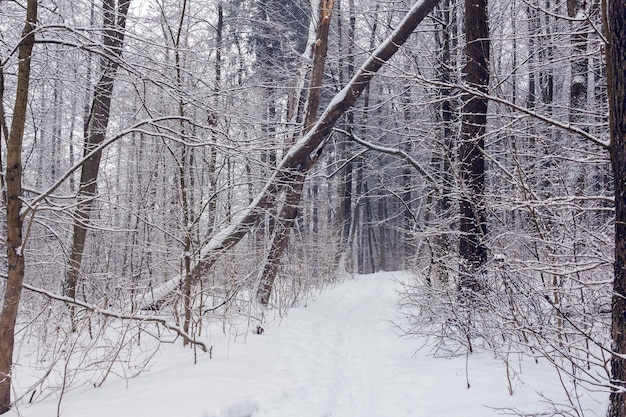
left=8, top=271, right=607, bottom=417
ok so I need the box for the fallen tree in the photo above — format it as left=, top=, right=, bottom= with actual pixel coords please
left=141, top=0, right=441, bottom=310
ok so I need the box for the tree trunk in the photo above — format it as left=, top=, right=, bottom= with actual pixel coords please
left=377, top=197, right=387, bottom=271
left=336, top=0, right=356, bottom=271
left=458, top=0, right=489, bottom=291
left=256, top=172, right=307, bottom=305
left=351, top=157, right=364, bottom=273
left=607, top=1, right=626, bottom=415
left=168, top=0, right=194, bottom=344
left=526, top=1, right=538, bottom=109
left=256, top=0, right=336, bottom=306
left=66, top=0, right=131, bottom=308
left=0, top=0, right=37, bottom=413
left=437, top=0, right=456, bottom=283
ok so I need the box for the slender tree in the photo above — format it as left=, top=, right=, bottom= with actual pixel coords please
left=338, top=0, right=357, bottom=270
left=567, top=0, right=589, bottom=125
left=0, top=0, right=37, bottom=413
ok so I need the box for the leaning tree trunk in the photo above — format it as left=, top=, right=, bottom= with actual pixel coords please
left=607, top=1, right=626, bottom=416
left=65, top=0, right=131, bottom=310
left=0, top=0, right=37, bottom=413
left=256, top=0, right=335, bottom=306
left=458, top=0, right=489, bottom=292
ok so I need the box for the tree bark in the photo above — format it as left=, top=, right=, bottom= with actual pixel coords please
left=458, top=0, right=489, bottom=291
left=433, top=0, right=456, bottom=283
left=256, top=173, right=307, bottom=305
left=337, top=0, right=356, bottom=270
left=607, top=0, right=626, bottom=415
left=0, top=0, right=37, bottom=413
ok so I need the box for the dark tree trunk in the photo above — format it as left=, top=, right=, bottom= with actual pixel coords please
left=338, top=0, right=356, bottom=266
left=66, top=0, right=131, bottom=307
left=377, top=197, right=387, bottom=271
left=458, top=0, right=489, bottom=291
left=0, top=0, right=37, bottom=413
left=607, top=1, right=626, bottom=416
left=353, top=158, right=364, bottom=273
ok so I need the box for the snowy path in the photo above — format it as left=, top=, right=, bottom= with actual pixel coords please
left=255, top=272, right=403, bottom=417
left=9, top=272, right=606, bottom=417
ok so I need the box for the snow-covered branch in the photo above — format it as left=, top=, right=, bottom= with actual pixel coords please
left=20, top=116, right=210, bottom=220
left=412, top=74, right=610, bottom=149
left=334, top=127, right=439, bottom=185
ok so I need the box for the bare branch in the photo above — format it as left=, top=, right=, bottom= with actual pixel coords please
left=10, top=278, right=208, bottom=352
left=411, top=74, right=610, bottom=149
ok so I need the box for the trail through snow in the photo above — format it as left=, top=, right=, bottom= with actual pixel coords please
left=9, top=272, right=606, bottom=417
left=255, top=272, right=403, bottom=417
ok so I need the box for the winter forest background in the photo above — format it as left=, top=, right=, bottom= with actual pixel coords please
left=1, top=0, right=625, bottom=415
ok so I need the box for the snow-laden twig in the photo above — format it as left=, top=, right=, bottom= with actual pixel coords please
left=410, top=74, right=610, bottom=149
left=333, top=127, right=439, bottom=185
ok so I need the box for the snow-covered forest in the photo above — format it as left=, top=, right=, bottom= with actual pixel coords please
left=0, top=0, right=625, bottom=415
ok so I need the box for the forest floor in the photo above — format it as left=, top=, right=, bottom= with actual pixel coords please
left=8, top=271, right=607, bottom=417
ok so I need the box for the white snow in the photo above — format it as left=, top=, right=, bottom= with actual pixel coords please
left=8, top=272, right=608, bottom=417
